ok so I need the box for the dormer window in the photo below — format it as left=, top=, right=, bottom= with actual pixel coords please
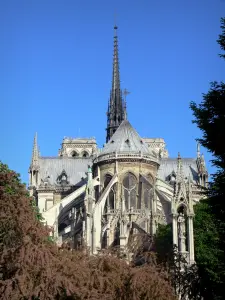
left=82, top=151, right=89, bottom=158
left=71, top=151, right=79, bottom=158
left=57, top=170, right=69, bottom=186
left=168, top=171, right=176, bottom=184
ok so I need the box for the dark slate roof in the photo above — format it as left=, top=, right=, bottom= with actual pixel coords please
left=157, top=158, right=199, bottom=183
left=38, top=157, right=92, bottom=186
left=101, top=120, right=150, bottom=155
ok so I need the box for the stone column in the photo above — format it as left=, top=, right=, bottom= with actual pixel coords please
left=106, top=229, right=110, bottom=248
left=172, top=214, right=178, bottom=246
left=119, top=223, right=127, bottom=248
left=188, top=216, right=195, bottom=264
left=92, top=227, right=96, bottom=254
left=151, top=215, right=157, bottom=235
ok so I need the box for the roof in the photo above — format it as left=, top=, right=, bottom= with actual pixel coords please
left=101, top=120, right=150, bottom=155
left=38, top=157, right=92, bottom=186
left=157, top=158, right=199, bottom=183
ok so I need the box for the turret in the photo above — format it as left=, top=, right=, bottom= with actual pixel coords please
left=196, top=142, right=208, bottom=187
left=171, top=153, right=195, bottom=265
left=29, top=132, right=40, bottom=189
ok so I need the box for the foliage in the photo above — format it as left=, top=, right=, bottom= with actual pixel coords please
left=154, top=196, right=225, bottom=299
left=217, top=17, right=225, bottom=59
left=193, top=200, right=224, bottom=300
left=190, top=17, right=225, bottom=226
left=189, top=17, right=225, bottom=300
left=154, top=223, right=173, bottom=265
left=0, top=161, right=176, bottom=300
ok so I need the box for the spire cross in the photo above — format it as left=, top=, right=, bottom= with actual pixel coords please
left=123, top=88, right=130, bottom=102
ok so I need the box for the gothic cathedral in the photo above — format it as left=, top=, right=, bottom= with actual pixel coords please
left=29, top=26, right=208, bottom=264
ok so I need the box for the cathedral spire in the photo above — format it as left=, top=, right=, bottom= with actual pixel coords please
left=112, top=25, right=120, bottom=92
left=106, top=25, right=125, bottom=143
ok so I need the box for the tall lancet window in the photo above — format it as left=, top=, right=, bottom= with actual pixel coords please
left=104, top=174, right=115, bottom=212
left=144, top=174, right=154, bottom=210
left=123, top=172, right=137, bottom=209
left=138, top=174, right=154, bottom=210
left=143, top=186, right=154, bottom=210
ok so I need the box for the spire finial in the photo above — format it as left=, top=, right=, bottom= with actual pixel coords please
left=31, top=132, right=39, bottom=169
left=197, top=142, right=200, bottom=158
left=177, top=152, right=183, bottom=179
left=123, top=89, right=130, bottom=120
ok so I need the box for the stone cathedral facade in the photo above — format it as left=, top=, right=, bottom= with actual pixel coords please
left=29, top=26, right=208, bottom=264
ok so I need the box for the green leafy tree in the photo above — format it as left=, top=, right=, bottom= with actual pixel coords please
left=189, top=17, right=225, bottom=300
left=154, top=224, right=173, bottom=265
left=190, top=17, right=225, bottom=233
left=193, top=200, right=224, bottom=299
left=154, top=201, right=223, bottom=299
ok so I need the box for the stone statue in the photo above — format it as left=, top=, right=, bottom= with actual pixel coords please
left=178, top=212, right=186, bottom=238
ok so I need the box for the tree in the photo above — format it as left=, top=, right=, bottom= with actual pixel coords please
left=154, top=223, right=173, bottom=265
left=190, top=17, right=225, bottom=230
left=153, top=201, right=224, bottom=300
left=0, top=161, right=176, bottom=300
left=193, top=200, right=224, bottom=300
left=189, top=17, right=225, bottom=300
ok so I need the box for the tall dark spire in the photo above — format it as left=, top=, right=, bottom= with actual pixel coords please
left=106, top=25, right=126, bottom=143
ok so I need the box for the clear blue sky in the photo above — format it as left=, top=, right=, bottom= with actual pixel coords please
left=0, top=0, right=224, bottom=184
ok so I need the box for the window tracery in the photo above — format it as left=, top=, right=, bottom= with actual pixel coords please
left=123, top=172, right=137, bottom=209
left=103, top=174, right=115, bottom=213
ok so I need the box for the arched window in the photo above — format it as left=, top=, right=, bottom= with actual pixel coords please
left=82, top=151, right=89, bottom=158
left=104, top=174, right=112, bottom=188
left=146, top=173, right=154, bottom=185
left=104, top=174, right=115, bottom=211
left=138, top=175, right=154, bottom=210
left=71, top=151, right=79, bottom=158
left=123, top=172, right=137, bottom=209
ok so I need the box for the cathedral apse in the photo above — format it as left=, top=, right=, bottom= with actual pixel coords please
left=28, top=26, right=208, bottom=263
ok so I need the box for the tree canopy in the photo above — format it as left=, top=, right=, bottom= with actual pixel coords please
left=0, top=161, right=176, bottom=300
left=190, top=18, right=225, bottom=226
left=189, top=17, right=225, bottom=300
left=154, top=18, right=225, bottom=300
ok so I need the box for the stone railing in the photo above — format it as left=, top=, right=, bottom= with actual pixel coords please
left=104, top=208, right=144, bottom=215
left=125, top=208, right=144, bottom=214
left=93, top=151, right=159, bottom=164
left=105, top=209, right=117, bottom=215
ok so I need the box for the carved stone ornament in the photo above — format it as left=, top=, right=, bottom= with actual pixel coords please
left=56, top=169, right=69, bottom=186
left=40, top=173, right=50, bottom=186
